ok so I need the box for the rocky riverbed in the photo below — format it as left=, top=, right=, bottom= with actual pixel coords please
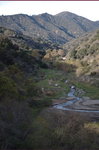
left=53, top=87, right=99, bottom=113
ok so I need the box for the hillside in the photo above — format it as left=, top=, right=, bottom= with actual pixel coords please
left=0, top=27, right=58, bottom=149
left=0, top=24, right=99, bottom=150
left=43, top=30, right=99, bottom=86
left=63, top=30, right=99, bottom=85
left=0, top=11, right=99, bottom=44
left=0, top=27, right=59, bottom=50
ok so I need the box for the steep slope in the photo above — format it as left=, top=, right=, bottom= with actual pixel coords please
left=63, top=30, right=99, bottom=86
left=55, top=11, right=99, bottom=37
left=43, top=29, right=99, bottom=86
left=0, top=27, right=53, bottom=149
left=0, top=12, right=99, bottom=44
left=0, top=27, right=47, bottom=73
left=0, top=26, right=59, bottom=50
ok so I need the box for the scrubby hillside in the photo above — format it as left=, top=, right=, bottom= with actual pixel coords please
left=43, top=30, right=99, bottom=87
left=0, top=27, right=59, bottom=50
left=0, top=27, right=53, bottom=149
left=63, top=30, right=99, bottom=86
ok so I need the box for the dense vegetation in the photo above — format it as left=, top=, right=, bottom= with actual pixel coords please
left=0, top=35, right=51, bottom=149
left=0, top=28, right=99, bottom=150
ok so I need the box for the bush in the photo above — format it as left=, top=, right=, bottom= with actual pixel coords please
left=0, top=38, right=18, bottom=65
left=70, top=49, right=77, bottom=59
left=26, top=82, right=39, bottom=97
left=77, top=48, right=87, bottom=59
left=0, top=101, right=33, bottom=149
left=29, top=99, right=52, bottom=108
left=0, top=38, right=14, bottom=50
left=0, top=73, right=18, bottom=100
left=55, top=62, right=76, bottom=73
left=31, top=111, right=99, bottom=150
left=89, top=43, right=99, bottom=54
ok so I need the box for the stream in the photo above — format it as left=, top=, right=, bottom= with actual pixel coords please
left=53, top=87, right=99, bottom=113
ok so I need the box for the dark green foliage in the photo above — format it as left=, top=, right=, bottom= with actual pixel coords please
left=0, top=73, right=18, bottom=100
left=26, top=82, right=39, bottom=97
left=70, top=49, right=77, bottom=59
left=0, top=62, right=5, bottom=71
left=0, top=27, right=4, bottom=33
left=0, top=101, right=33, bottom=149
left=29, top=99, right=52, bottom=108
left=0, top=38, right=14, bottom=50
left=77, top=48, right=88, bottom=59
left=0, top=38, right=18, bottom=65
left=0, top=35, right=53, bottom=149
left=70, top=48, right=88, bottom=59
left=90, top=71, right=97, bottom=76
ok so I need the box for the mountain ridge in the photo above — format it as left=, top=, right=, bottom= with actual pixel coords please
left=0, top=11, right=99, bottom=44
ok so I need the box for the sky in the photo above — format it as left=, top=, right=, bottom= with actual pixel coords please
left=0, top=1, right=99, bottom=21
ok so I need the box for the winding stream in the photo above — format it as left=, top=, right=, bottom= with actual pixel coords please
left=53, top=88, right=99, bottom=113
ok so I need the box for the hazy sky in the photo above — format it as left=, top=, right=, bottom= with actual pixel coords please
left=0, top=1, right=99, bottom=21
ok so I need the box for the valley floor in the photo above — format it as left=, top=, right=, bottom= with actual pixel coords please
left=53, top=88, right=99, bottom=113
